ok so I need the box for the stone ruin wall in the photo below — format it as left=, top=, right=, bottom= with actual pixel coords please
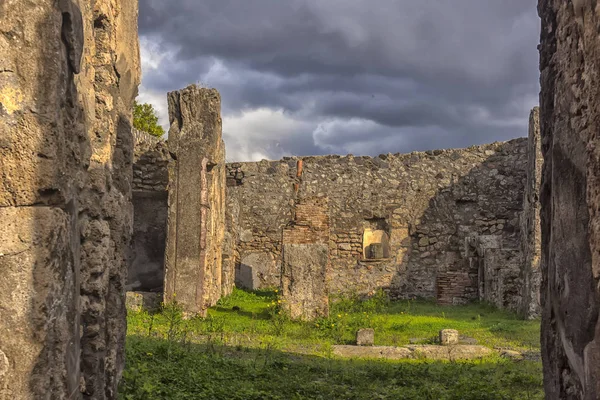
left=538, top=0, right=600, bottom=398
left=129, top=103, right=543, bottom=319
left=281, top=197, right=331, bottom=320
left=163, top=85, right=229, bottom=316
left=130, top=129, right=169, bottom=292
left=520, top=107, right=542, bottom=320
left=227, top=138, right=534, bottom=312
left=128, top=89, right=235, bottom=316
left=0, top=0, right=140, bottom=398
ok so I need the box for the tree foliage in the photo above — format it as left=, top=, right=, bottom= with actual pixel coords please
left=133, top=101, right=165, bottom=138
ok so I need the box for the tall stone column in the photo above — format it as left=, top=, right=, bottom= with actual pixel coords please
left=0, top=0, right=140, bottom=399
left=538, top=1, right=600, bottom=398
left=281, top=197, right=330, bottom=320
left=164, top=85, right=226, bottom=317
left=520, top=107, right=542, bottom=319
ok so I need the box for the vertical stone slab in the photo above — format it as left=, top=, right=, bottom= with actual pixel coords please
left=520, top=107, right=542, bottom=319
left=281, top=197, right=330, bottom=320
left=538, top=1, right=600, bottom=398
left=164, top=85, right=226, bottom=316
left=0, top=0, right=140, bottom=399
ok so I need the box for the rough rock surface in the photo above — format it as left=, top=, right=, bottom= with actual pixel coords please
left=520, top=107, right=542, bottom=319
left=281, top=197, right=330, bottom=320
left=356, top=329, right=375, bottom=346
left=236, top=252, right=276, bottom=290
left=538, top=1, right=600, bottom=398
left=130, top=130, right=169, bottom=291
left=131, top=132, right=542, bottom=315
left=332, top=345, right=493, bottom=360
left=227, top=140, right=529, bottom=310
left=163, top=85, right=227, bottom=316
left=439, top=329, right=459, bottom=345
left=125, top=291, right=162, bottom=313
left=0, top=0, right=140, bottom=398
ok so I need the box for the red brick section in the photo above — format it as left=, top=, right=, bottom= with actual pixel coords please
left=283, top=197, right=330, bottom=244
left=436, top=271, right=476, bottom=306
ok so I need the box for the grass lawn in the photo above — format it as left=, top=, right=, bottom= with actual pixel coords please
left=120, top=288, right=543, bottom=399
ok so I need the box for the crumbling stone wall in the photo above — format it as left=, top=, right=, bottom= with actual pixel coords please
left=227, top=139, right=529, bottom=310
left=0, top=0, right=140, bottom=398
left=520, top=107, right=542, bottom=319
left=538, top=0, right=600, bottom=398
left=163, top=85, right=228, bottom=316
left=281, top=197, right=330, bottom=320
left=465, top=234, right=522, bottom=310
left=129, top=129, right=169, bottom=292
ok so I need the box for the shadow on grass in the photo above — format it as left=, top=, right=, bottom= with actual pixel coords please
left=212, top=305, right=271, bottom=320
left=120, top=334, right=543, bottom=400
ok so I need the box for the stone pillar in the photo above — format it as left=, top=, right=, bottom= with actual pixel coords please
left=538, top=1, right=600, bottom=398
left=520, top=107, right=542, bottom=319
left=0, top=0, right=140, bottom=399
left=281, top=197, right=330, bottom=320
left=164, top=85, right=226, bottom=317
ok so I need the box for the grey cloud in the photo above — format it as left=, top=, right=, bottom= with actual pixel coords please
left=138, top=0, right=540, bottom=161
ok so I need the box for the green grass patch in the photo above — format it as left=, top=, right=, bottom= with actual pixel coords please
left=121, top=288, right=543, bottom=399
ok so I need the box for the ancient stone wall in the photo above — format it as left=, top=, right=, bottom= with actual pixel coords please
left=281, top=197, right=330, bottom=320
left=163, top=85, right=228, bottom=316
left=520, top=107, right=542, bottom=319
left=0, top=0, right=140, bottom=398
left=226, top=139, right=529, bottom=309
left=538, top=1, right=600, bottom=398
left=465, top=234, right=522, bottom=310
left=130, top=130, right=169, bottom=291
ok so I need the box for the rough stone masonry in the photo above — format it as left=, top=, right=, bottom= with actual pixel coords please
left=0, top=0, right=140, bottom=398
left=130, top=105, right=544, bottom=320
left=225, top=135, right=541, bottom=315
left=163, top=85, right=227, bottom=317
left=538, top=0, right=600, bottom=398
left=129, top=129, right=169, bottom=292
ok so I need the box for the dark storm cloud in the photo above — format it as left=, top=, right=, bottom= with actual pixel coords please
left=138, top=0, right=540, bottom=161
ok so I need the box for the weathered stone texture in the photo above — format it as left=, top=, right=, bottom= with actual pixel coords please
left=332, top=344, right=493, bottom=360
left=281, top=198, right=330, bottom=320
left=163, top=85, right=227, bottom=316
left=0, top=0, right=140, bottom=398
left=520, top=107, right=542, bottom=319
left=356, top=328, right=375, bottom=346
left=465, top=234, right=521, bottom=310
left=439, top=329, right=459, bottom=346
left=129, top=131, right=169, bottom=292
left=236, top=252, right=277, bottom=290
left=538, top=1, right=600, bottom=398
left=227, top=140, right=529, bottom=309
left=125, top=291, right=162, bottom=313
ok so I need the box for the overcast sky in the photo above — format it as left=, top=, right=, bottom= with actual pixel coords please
left=137, top=0, right=540, bottom=162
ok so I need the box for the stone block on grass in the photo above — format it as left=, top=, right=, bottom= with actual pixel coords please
left=439, top=329, right=459, bottom=345
left=356, top=328, right=375, bottom=346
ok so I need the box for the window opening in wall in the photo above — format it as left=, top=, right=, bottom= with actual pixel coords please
left=362, top=228, right=391, bottom=260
